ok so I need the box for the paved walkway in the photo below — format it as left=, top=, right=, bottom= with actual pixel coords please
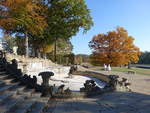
left=96, top=70, right=150, bottom=94
left=50, top=71, right=150, bottom=113
left=50, top=91, right=150, bottom=113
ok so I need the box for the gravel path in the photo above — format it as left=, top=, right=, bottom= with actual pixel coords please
left=95, top=70, right=150, bottom=95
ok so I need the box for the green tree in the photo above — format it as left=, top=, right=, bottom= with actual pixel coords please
left=42, top=0, right=93, bottom=61
left=138, top=51, right=150, bottom=64
left=0, top=0, right=93, bottom=59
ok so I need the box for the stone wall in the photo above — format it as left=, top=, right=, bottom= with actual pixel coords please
left=5, top=53, right=56, bottom=73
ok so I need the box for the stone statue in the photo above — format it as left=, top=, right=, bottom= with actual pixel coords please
left=38, top=71, right=54, bottom=87
left=38, top=71, right=54, bottom=97
left=68, top=65, right=77, bottom=78
left=58, top=84, right=65, bottom=94
left=11, top=59, right=18, bottom=70
left=80, top=80, right=101, bottom=93
left=108, top=75, right=119, bottom=89
left=0, top=50, right=3, bottom=59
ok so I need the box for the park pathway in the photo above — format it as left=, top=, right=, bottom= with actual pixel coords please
left=95, top=70, right=150, bottom=94
left=51, top=91, right=150, bottom=113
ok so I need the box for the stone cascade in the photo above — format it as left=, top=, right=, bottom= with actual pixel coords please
left=0, top=64, right=52, bottom=113
left=0, top=51, right=131, bottom=97
left=0, top=51, right=63, bottom=113
left=5, top=53, right=56, bottom=74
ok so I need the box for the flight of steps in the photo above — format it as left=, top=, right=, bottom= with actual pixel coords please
left=0, top=63, right=57, bottom=113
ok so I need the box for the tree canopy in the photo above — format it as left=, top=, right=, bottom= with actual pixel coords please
left=138, top=51, right=150, bottom=64
left=0, top=0, right=93, bottom=57
left=0, top=0, right=47, bottom=35
left=89, top=27, right=141, bottom=66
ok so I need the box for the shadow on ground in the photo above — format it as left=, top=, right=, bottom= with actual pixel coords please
left=52, top=91, right=150, bottom=113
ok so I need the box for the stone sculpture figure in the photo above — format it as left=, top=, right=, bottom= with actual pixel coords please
left=58, top=84, right=65, bottom=94
left=32, top=76, right=37, bottom=86
left=38, top=71, right=54, bottom=87
left=11, top=59, right=18, bottom=70
left=68, top=65, right=77, bottom=78
left=0, top=50, right=3, bottom=59
left=81, top=80, right=101, bottom=93
left=108, top=75, right=119, bottom=89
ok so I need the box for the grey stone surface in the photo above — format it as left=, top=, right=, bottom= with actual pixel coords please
left=44, top=91, right=150, bottom=113
left=7, top=100, right=35, bottom=113
left=29, top=101, right=46, bottom=113
left=0, top=95, right=25, bottom=113
left=0, top=83, right=19, bottom=92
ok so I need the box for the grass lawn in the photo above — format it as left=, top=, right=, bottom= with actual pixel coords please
left=91, top=66, right=150, bottom=76
left=112, top=67, right=150, bottom=76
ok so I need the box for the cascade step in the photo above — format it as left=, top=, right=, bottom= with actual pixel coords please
left=28, top=101, right=46, bottom=113
left=0, top=75, right=8, bottom=79
left=10, top=85, right=26, bottom=92
left=0, top=67, right=5, bottom=71
left=0, top=83, right=19, bottom=93
left=6, top=99, right=35, bottom=113
left=0, top=76, right=10, bottom=80
left=0, top=93, right=14, bottom=102
left=31, top=91, right=42, bottom=98
left=0, top=69, right=5, bottom=72
left=43, top=99, right=57, bottom=113
left=0, top=65, right=50, bottom=113
left=0, top=72, right=7, bottom=75
left=0, top=95, right=25, bottom=113
left=2, top=78, right=16, bottom=84
left=19, top=88, right=35, bottom=97
left=0, top=81, right=6, bottom=87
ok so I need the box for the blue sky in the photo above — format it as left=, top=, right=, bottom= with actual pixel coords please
left=0, top=0, right=150, bottom=55
left=71, top=0, right=150, bottom=55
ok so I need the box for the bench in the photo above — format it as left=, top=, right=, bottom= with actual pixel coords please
left=128, top=70, right=136, bottom=74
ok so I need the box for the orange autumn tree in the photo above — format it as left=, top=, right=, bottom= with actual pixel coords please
left=89, top=27, right=141, bottom=66
left=0, top=0, right=47, bottom=34
left=0, top=0, right=47, bottom=56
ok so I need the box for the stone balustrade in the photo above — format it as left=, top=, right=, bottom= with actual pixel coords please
left=5, top=53, right=56, bottom=73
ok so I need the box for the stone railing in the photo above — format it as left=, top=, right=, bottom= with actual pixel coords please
left=73, top=71, right=111, bottom=83
left=5, top=53, right=56, bottom=74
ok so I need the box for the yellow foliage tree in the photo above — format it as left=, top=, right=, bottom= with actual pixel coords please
left=89, top=27, right=141, bottom=66
left=40, top=44, right=54, bottom=53
left=0, top=0, right=47, bottom=34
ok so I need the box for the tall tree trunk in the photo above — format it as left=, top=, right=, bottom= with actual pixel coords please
left=44, top=53, right=47, bottom=59
left=25, top=32, right=29, bottom=57
left=54, top=37, right=57, bottom=62
left=128, top=62, right=131, bottom=69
